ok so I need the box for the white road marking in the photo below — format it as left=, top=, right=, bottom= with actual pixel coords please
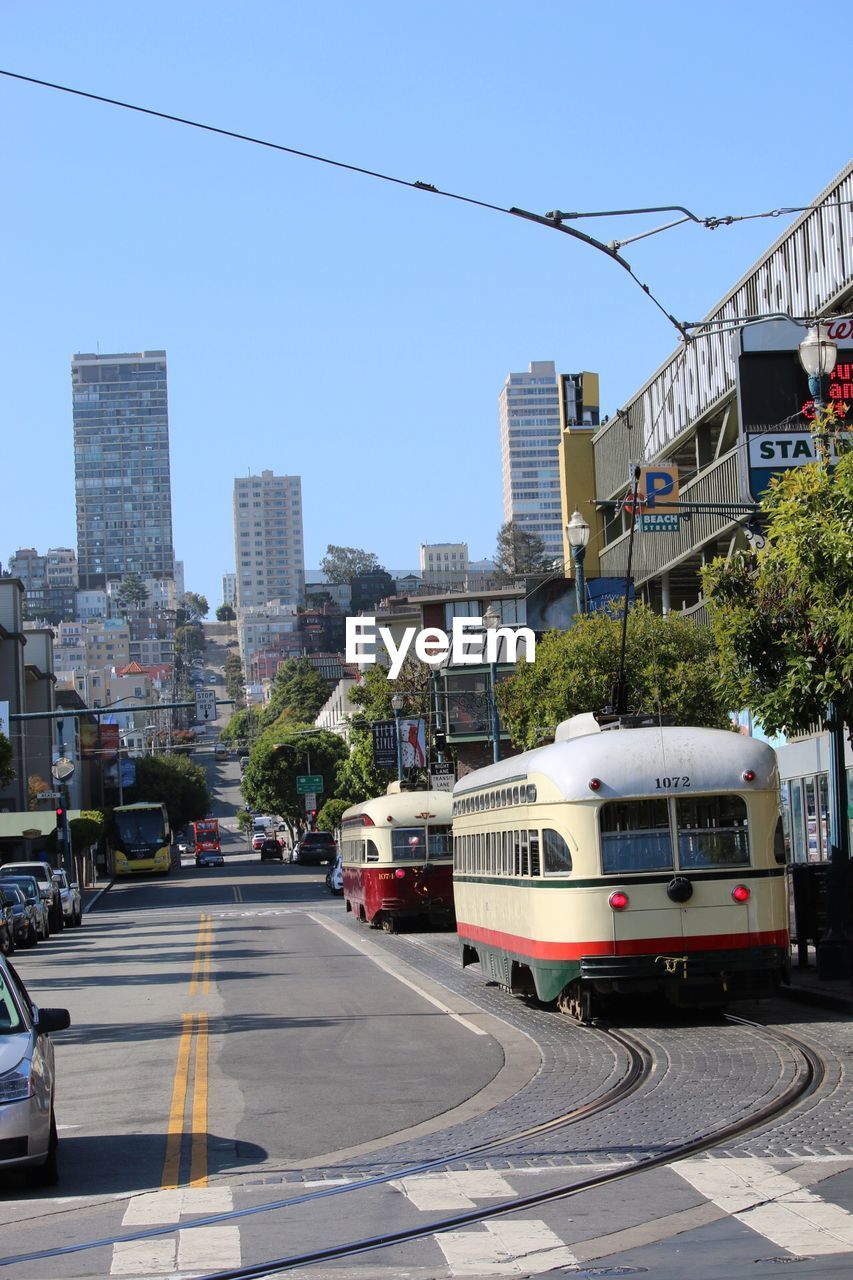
left=395, top=1170, right=515, bottom=1210
left=121, top=1186, right=233, bottom=1225
left=110, top=1236, right=176, bottom=1274
left=675, top=1158, right=853, bottom=1256
left=436, top=1219, right=577, bottom=1275
left=311, top=912, right=487, bottom=1036
left=177, top=1224, right=241, bottom=1270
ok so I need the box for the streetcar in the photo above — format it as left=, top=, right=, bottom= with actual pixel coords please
left=452, top=713, right=789, bottom=1020
left=108, top=802, right=172, bottom=876
left=341, top=786, right=455, bottom=932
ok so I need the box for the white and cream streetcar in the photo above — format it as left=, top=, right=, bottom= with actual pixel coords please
left=452, top=714, right=788, bottom=1020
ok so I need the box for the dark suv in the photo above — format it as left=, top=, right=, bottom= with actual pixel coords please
left=296, top=832, right=337, bottom=866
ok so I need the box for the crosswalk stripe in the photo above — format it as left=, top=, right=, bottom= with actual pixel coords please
left=436, top=1219, right=577, bottom=1275
left=122, top=1186, right=233, bottom=1225
left=675, top=1159, right=853, bottom=1256
left=177, top=1224, right=241, bottom=1270
left=110, top=1237, right=176, bottom=1275
left=395, top=1170, right=515, bottom=1210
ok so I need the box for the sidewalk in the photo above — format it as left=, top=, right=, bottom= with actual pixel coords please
left=81, top=870, right=113, bottom=914
left=783, top=944, right=853, bottom=1014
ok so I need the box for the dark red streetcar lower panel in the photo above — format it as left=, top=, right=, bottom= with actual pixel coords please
left=343, top=862, right=455, bottom=927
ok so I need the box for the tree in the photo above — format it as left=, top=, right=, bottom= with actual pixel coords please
left=701, top=451, right=853, bottom=738
left=69, top=809, right=106, bottom=853
left=28, top=774, right=50, bottom=810
left=179, top=592, right=210, bottom=623
left=320, top=545, right=383, bottom=584
left=334, top=725, right=395, bottom=805
left=497, top=603, right=732, bottom=749
left=115, top=573, right=150, bottom=614
left=221, top=706, right=261, bottom=749
left=261, top=658, right=329, bottom=728
left=495, top=521, right=550, bottom=579
left=127, top=755, right=211, bottom=830
left=216, top=603, right=236, bottom=623
left=0, top=733, right=13, bottom=789
left=348, top=657, right=432, bottom=721
left=241, top=728, right=348, bottom=841
left=175, top=623, right=205, bottom=662
left=224, top=652, right=245, bottom=709
left=316, top=797, right=349, bottom=834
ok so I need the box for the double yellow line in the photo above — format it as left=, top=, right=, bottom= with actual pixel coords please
left=189, top=912, right=212, bottom=995
left=161, top=913, right=213, bottom=1187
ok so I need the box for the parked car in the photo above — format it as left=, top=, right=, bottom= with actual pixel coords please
left=0, top=863, right=63, bottom=933
left=259, top=836, right=283, bottom=863
left=0, top=954, right=70, bottom=1184
left=239, top=756, right=250, bottom=774
left=325, top=854, right=343, bottom=895
left=214, top=744, right=228, bottom=761
left=251, top=831, right=269, bottom=852
left=1, top=876, right=49, bottom=941
left=195, top=850, right=225, bottom=867
left=0, top=884, right=38, bottom=948
left=295, top=831, right=337, bottom=866
left=0, top=892, right=15, bottom=955
left=51, top=871, right=82, bottom=928
left=208, top=675, right=217, bottom=684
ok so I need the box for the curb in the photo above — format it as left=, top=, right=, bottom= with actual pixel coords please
left=83, top=880, right=114, bottom=914
left=779, top=984, right=853, bottom=1016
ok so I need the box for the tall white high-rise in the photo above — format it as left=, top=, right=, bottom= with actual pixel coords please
left=498, top=361, right=598, bottom=563
left=232, top=471, right=304, bottom=609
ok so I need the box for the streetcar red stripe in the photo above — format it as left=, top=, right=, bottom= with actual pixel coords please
left=457, top=922, right=789, bottom=959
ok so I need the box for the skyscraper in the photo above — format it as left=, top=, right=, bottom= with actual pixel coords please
left=72, top=351, right=175, bottom=589
left=232, top=470, right=304, bottom=609
left=499, top=361, right=599, bottom=563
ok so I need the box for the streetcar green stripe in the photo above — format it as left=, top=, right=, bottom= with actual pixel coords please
left=453, top=867, right=786, bottom=887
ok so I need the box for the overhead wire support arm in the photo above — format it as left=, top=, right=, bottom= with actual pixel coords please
left=509, top=207, right=692, bottom=341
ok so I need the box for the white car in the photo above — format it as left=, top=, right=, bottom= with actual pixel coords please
left=51, top=871, right=82, bottom=928
left=0, top=955, right=70, bottom=1184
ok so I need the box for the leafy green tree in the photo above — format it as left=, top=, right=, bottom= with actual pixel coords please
left=320, top=544, right=383, bottom=584
left=349, top=657, right=432, bottom=720
left=241, top=728, right=348, bottom=840
left=224, top=651, right=245, bottom=708
left=497, top=603, right=732, bottom=749
left=495, top=520, right=550, bottom=579
left=316, top=797, right=349, bottom=834
left=179, top=592, right=210, bottom=623
left=216, top=603, right=236, bottom=623
left=115, top=573, right=150, bottom=613
left=69, top=809, right=106, bottom=851
left=701, top=451, right=853, bottom=737
left=127, top=755, right=211, bottom=830
left=221, top=706, right=262, bottom=749
left=0, top=732, right=14, bottom=789
left=175, top=623, right=205, bottom=661
left=334, top=725, right=395, bottom=805
left=261, top=658, right=329, bottom=728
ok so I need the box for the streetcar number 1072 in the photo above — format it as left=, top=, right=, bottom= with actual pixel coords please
left=655, top=776, right=691, bottom=789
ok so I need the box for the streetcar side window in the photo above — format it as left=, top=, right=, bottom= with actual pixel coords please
left=543, top=828, right=573, bottom=875
left=600, top=799, right=673, bottom=873
left=773, top=816, right=786, bottom=866
left=529, top=831, right=541, bottom=876
left=527, top=785, right=537, bottom=803
left=365, top=839, right=380, bottom=862
left=676, top=795, right=750, bottom=868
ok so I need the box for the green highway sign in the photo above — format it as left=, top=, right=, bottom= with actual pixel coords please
left=296, top=774, right=324, bottom=794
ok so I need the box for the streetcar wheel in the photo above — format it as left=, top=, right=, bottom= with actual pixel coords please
left=558, top=981, right=594, bottom=1024
left=381, top=916, right=396, bottom=934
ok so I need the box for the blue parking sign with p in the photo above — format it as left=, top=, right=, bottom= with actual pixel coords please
left=638, top=465, right=679, bottom=531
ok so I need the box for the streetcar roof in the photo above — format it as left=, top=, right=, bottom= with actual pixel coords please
left=341, top=790, right=454, bottom=826
left=453, top=725, right=778, bottom=802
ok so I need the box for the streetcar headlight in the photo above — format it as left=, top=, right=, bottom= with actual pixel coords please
left=731, top=884, right=750, bottom=903
left=608, top=890, right=629, bottom=911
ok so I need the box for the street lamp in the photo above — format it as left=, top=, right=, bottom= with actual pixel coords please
left=798, top=323, right=850, bottom=979
left=390, top=692, right=405, bottom=782
left=483, top=606, right=502, bottom=764
left=565, top=510, right=590, bottom=617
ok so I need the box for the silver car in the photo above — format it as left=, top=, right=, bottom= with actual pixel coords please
left=51, top=871, right=83, bottom=928
left=0, top=955, right=70, bottom=1184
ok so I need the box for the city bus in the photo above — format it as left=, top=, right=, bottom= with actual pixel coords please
left=108, top=803, right=172, bottom=876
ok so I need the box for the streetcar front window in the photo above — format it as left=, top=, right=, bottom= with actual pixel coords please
left=600, top=799, right=673, bottom=873
left=543, top=828, right=573, bottom=875
left=427, top=825, right=453, bottom=859
left=391, top=828, right=425, bottom=860
left=676, top=795, right=750, bottom=868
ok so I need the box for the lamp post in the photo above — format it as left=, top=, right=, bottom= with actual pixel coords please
left=483, top=606, right=502, bottom=764
left=390, top=692, right=405, bottom=782
left=798, top=323, right=851, bottom=979
left=566, top=510, right=591, bottom=617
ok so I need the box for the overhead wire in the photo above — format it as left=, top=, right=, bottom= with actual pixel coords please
left=2, top=67, right=851, bottom=342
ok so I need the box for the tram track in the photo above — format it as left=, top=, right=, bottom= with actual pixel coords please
left=0, top=1017, right=824, bottom=1276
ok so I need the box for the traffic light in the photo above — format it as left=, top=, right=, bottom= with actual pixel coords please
left=55, top=806, right=65, bottom=823
left=55, top=806, right=66, bottom=849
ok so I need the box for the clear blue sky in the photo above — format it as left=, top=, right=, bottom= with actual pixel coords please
left=1, top=2, right=848, bottom=611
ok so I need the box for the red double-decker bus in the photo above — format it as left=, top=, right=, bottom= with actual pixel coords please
left=191, top=819, right=221, bottom=853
